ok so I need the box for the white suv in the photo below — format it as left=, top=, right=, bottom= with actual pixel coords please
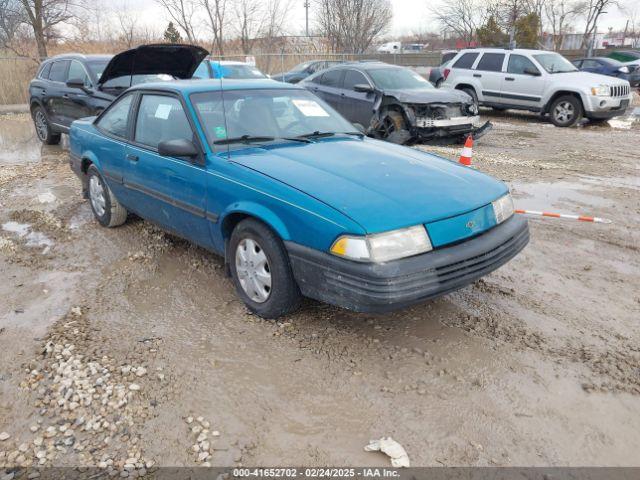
left=443, top=48, right=632, bottom=127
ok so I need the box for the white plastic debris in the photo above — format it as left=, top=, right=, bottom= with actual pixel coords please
left=364, top=437, right=410, bottom=467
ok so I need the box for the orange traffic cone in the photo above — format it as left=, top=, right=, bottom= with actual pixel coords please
left=459, top=135, right=473, bottom=166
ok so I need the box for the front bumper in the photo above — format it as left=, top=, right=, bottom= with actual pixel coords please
left=584, top=94, right=632, bottom=119
left=286, top=215, right=529, bottom=313
left=411, top=119, right=493, bottom=141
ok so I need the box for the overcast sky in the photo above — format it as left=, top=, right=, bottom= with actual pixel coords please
left=127, top=0, right=636, bottom=38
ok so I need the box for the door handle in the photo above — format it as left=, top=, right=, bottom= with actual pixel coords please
left=126, top=154, right=139, bottom=162
left=473, top=74, right=482, bottom=78
left=505, top=77, right=515, bottom=81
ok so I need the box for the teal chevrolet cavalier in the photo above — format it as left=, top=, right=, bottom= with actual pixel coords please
left=69, top=78, right=529, bottom=318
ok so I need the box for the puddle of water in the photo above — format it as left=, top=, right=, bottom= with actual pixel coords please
left=37, top=191, right=57, bottom=204
left=510, top=179, right=614, bottom=215
left=0, top=115, right=42, bottom=164
left=2, top=221, right=54, bottom=253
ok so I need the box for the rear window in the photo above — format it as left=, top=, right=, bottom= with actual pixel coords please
left=49, top=61, right=69, bottom=82
left=476, top=53, right=505, bottom=72
left=453, top=52, right=479, bottom=69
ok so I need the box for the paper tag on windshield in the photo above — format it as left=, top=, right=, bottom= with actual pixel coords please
left=155, top=104, right=172, bottom=120
left=292, top=99, right=330, bottom=117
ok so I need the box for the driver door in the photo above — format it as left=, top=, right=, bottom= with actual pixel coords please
left=501, top=54, right=546, bottom=107
left=341, top=69, right=376, bottom=126
left=124, top=93, right=213, bottom=249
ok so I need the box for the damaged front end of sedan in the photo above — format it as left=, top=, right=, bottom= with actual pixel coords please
left=368, top=89, right=492, bottom=145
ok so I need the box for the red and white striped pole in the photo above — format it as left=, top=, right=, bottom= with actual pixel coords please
left=515, top=209, right=612, bottom=224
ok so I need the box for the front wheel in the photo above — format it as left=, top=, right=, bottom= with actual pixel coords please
left=229, top=219, right=301, bottom=319
left=374, top=110, right=411, bottom=144
left=87, top=165, right=128, bottom=227
left=32, top=106, right=61, bottom=145
left=549, top=95, right=583, bottom=127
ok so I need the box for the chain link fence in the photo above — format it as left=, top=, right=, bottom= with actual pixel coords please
left=0, top=48, right=610, bottom=106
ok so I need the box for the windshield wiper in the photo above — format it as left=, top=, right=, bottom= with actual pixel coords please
left=214, top=135, right=313, bottom=146
left=298, top=131, right=364, bottom=139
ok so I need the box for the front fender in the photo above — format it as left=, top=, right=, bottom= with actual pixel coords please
left=220, top=202, right=291, bottom=241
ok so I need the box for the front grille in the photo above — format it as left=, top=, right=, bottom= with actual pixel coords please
left=412, top=103, right=465, bottom=119
left=611, top=84, right=630, bottom=97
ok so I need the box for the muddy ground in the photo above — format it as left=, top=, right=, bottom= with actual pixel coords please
left=0, top=100, right=639, bottom=473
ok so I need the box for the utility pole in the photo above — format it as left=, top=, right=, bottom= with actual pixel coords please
left=304, top=0, right=310, bottom=37
left=622, top=19, right=629, bottom=47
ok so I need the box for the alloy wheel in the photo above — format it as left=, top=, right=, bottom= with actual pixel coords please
left=89, top=175, right=106, bottom=217
left=235, top=238, right=272, bottom=303
left=553, top=101, right=574, bottom=124
left=34, top=110, right=48, bottom=141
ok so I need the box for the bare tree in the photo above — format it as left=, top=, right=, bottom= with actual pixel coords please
left=231, top=0, right=263, bottom=54
left=545, top=0, right=584, bottom=49
left=155, top=0, right=197, bottom=42
left=580, top=0, right=618, bottom=49
left=0, top=0, right=25, bottom=46
left=18, top=0, right=75, bottom=59
left=115, top=2, right=138, bottom=48
left=315, top=0, right=392, bottom=53
left=200, top=0, right=226, bottom=55
left=430, top=0, right=484, bottom=45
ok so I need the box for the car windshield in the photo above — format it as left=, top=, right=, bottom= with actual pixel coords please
left=191, top=89, right=357, bottom=148
left=533, top=53, right=578, bottom=73
left=367, top=68, right=433, bottom=90
left=212, top=63, right=266, bottom=79
left=87, top=60, right=109, bottom=80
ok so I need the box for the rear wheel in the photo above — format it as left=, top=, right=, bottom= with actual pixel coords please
left=549, top=95, right=583, bottom=127
left=87, top=165, right=128, bottom=227
left=435, top=78, right=443, bottom=88
left=32, top=106, right=61, bottom=145
left=229, top=219, right=301, bottom=319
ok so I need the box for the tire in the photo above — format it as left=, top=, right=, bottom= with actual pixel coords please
left=460, top=87, right=478, bottom=108
left=435, top=78, right=443, bottom=88
left=87, top=165, right=128, bottom=228
left=491, top=106, right=507, bottom=111
left=32, top=106, right=61, bottom=145
left=229, top=218, right=301, bottom=319
left=549, top=95, right=583, bottom=127
left=374, top=110, right=411, bottom=144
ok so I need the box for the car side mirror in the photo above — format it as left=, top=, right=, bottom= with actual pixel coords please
left=158, top=139, right=199, bottom=158
left=524, top=67, right=541, bottom=76
left=353, top=83, right=374, bottom=93
left=66, top=78, right=91, bottom=91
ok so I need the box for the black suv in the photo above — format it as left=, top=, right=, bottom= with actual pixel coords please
left=29, top=44, right=208, bottom=144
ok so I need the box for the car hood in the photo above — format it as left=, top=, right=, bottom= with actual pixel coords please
left=228, top=138, right=506, bottom=234
left=382, top=87, right=472, bottom=104
left=98, top=44, right=209, bottom=85
left=552, top=70, right=629, bottom=84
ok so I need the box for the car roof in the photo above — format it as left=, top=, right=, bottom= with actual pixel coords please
left=46, top=53, right=113, bottom=62
left=129, top=78, right=299, bottom=94
left=456, top=48, right=549, bottom=55
left=333, top=61, right=399, bottom=71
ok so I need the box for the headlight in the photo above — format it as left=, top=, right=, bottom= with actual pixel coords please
left=590, top=85, right=611, bottom=96
left=618, top=66, right=630, bottom=74
left=330, top=225, right=432, bottom=263
left=492, top=193, right=514, bottom=224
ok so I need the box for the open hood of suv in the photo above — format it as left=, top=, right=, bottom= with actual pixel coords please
left=98, top=44, right=209, bottom=85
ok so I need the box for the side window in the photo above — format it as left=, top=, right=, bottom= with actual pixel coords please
left=67, top=60, right=90, bottom=86
left=96, top=94, right=134, bottom=138
left=134, top=95, right=193, bottom=151
left=39, top=62, right=52, bottom=79
left=507, top=54, right=540, bottom=75
left=320, top=69, right=344, bottom=88
left=452, top=52, right=479, bottom=69
left=193, top=61, right=210, bottom=79
left=343, top=69, right=369, bottom=90
left=582, top=60, right=600, bottom=69
left=49, top=60, right=70, bottom=82
left=476, top=53, right=505, bottom=72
